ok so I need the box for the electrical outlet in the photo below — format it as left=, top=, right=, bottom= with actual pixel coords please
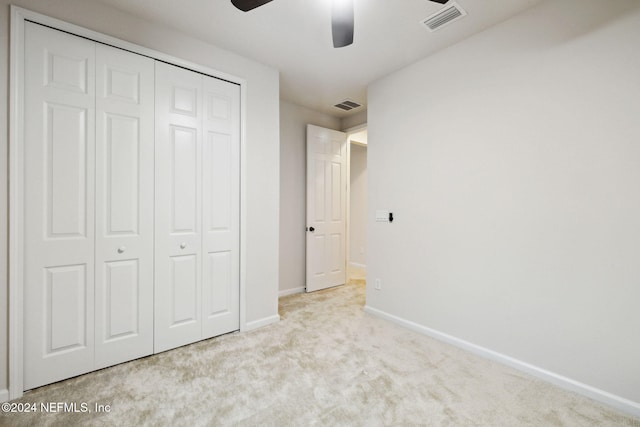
left=374, top=279, right=382, bottom=290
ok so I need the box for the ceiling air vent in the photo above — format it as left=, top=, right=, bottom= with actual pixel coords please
left=420, top=2, right=467, bottom=32
left=334, top=99, right=362, bottom=111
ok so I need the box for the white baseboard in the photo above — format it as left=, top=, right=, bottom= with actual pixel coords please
left=244, top=314, right=280, bottom=332
left=0, top=388, right=8, bottom=403
left=279, top=287, right=305, bottom=297
left=364, top=305, right=640, bottom=419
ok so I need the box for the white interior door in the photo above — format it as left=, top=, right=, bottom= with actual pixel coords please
left=201, top=76, right=240, bottom=338
left=94, top=43, right=155, bottom=368
left=306, top=124, right=347, bottom=292
left=23, top=22, right=96, bottom=389
left=154, top=62, right=204, bottom=352
left=21, top=20, right=241, bottom=391
left=154, top=63, right=240, bottom=352
left=155, top=62, right=240, bottom=352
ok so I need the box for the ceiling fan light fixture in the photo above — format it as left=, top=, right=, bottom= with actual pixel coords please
left=231, top=0, right=355, bottom=48
left=332, top=0, right=354, bottom=48
left=231, top=0, right=274, bottom=12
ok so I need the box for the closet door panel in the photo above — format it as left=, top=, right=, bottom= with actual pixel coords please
left=202, top=78, right=240, bottom=338
left=94, top=44, right=155, bottom=368
left=171, top=125, right=199, bottom=233
left=170, top=255, right=199, bottom=323
left=155, top=62, right=203, bottom=352
left=23, top=22, right=96, bottom=390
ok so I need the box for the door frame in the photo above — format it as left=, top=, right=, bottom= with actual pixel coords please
left=8, top=6, right=248, bottom=400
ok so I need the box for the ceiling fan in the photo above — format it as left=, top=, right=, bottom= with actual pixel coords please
left=231, top=0, right=450, bottom=48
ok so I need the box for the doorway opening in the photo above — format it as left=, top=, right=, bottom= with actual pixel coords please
left=347, top=126, right=367, bottom=285
left=304, top=123, right=366, bottom=293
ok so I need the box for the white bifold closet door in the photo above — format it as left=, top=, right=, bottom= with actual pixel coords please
left=93, top=43, right=155, bottom=369
left=23, top=22, right=155, bottom=389
left=154, top=62, right=240, bottom=353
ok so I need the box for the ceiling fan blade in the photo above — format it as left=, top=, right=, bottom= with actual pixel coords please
left=231, top=0, right=274, bottom=12
left=332, top=0, right=354, bottom=48
left=427, top=0, right=448, bottom=3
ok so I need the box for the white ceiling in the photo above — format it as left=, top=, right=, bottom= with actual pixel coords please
left=88, top=0, right=542, bottom=117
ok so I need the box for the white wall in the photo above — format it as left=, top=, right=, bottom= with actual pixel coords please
left=349, top=145, right=367, bottom=267
left=342, top=110, right=367, bottom=131
left=279, top=101, right=341, bottom=295
left=367, top=0, right=640, bottom=411
left=0, top=0, right=280, bottom=396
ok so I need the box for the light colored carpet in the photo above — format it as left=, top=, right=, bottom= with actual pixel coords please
left=1, top=280, right=638, bottom=426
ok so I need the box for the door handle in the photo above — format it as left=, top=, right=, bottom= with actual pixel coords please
left=117, top=246, right=126, bottom=254
left=180, top=243, right=187, bottom=249
left=308, top=227, right=315, bottom=232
